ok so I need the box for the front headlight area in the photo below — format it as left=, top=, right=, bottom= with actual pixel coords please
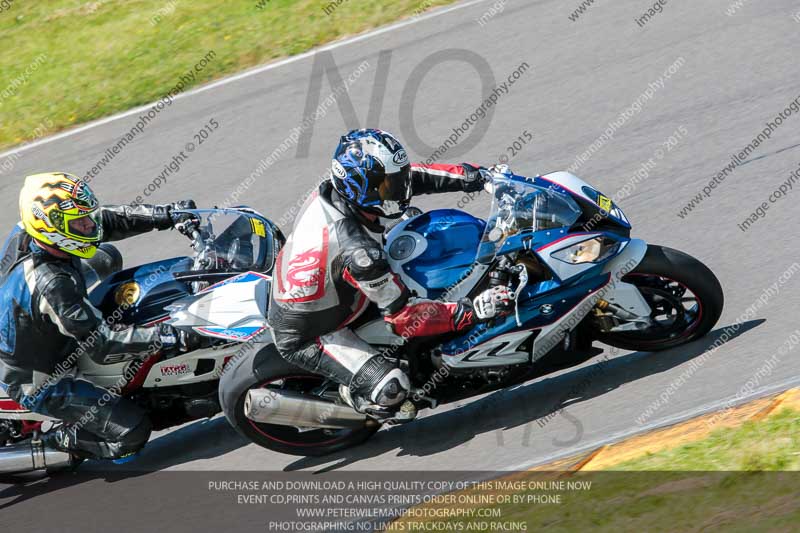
left=551, top=236, right=621, bottom=264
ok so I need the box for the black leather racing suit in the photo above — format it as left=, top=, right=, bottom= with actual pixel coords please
left=268, top=163, right=484, bottom=404
left=0, top=204, right=176, bottom=460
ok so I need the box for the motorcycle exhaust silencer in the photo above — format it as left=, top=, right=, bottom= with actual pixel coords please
left=244, top=389, right=367, bottom=429
left=0, top=440, right=73, bottom=474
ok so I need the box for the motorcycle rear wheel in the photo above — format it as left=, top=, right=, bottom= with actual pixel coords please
left=596, top=244, right=724, bottom=351
left=220, top=344, right=379, bottom=456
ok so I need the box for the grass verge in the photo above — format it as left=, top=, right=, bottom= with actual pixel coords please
left=389, top=408, right=800, bottom=532
left=614, top=406, right=800, bottom=471
left=0, top=0, right=457, bottom=149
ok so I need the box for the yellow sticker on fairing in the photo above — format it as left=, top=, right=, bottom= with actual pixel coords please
left=251, top=218, right=267, bottom=238
left=597, top=195, right=613, bottom=212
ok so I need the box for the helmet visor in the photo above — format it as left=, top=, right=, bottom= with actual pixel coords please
left=65, top=211, right=101, bottom=241
left=378, top=166, right=412, bottom=204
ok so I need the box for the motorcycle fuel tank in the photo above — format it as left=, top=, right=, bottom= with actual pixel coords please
left=385, top=209, right=485, bottom=299
left=88, top=257, right=193, bottom=326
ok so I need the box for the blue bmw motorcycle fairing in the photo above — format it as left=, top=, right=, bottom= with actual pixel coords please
left=384, top=170, right=649, bottom=369
left=386, top=209, right=486, bottom=300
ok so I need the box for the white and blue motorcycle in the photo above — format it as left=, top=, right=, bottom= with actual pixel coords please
left=220, top=169, right=724, bottom=456
left=0, top=208, right=284, bottom=474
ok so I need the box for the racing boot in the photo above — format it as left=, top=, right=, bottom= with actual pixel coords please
left=339, top=361, right=417, bottom=423
left=38, top=413, right=151, bottom=463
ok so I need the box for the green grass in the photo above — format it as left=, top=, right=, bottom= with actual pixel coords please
left=614, top=407, right=800, bottom=471
left=390, top=408, right=800, bottom=532
left=0, top=0, right=457, bottom=149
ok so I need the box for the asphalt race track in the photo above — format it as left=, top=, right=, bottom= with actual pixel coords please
left=1, top=0, right=799, bottom=481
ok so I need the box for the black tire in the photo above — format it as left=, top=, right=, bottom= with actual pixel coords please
left=596, top=244, right=724, bottom=351
left=219, top=344, right=379, bottom=457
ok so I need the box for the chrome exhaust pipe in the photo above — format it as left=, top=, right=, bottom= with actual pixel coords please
left=244, top=389, right=367, bottom=429
left=0, top=440, right=73, bottom=474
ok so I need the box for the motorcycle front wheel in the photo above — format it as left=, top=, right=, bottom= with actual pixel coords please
left=596, top=244, right=724, bottom=352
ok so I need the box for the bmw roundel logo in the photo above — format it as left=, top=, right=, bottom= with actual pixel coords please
left=392, top=150, right=409, bottom=166
left=539, top=304, right=554, bottom=315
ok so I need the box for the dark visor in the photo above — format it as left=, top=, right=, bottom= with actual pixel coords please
left=378, top=167, right=412, bottom=203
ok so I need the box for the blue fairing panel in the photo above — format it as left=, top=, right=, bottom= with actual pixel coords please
left=401, top=210, right=485, bottom=299
left=89, top=257, right=192, bottom=326
left=439, top=271, right=610, bottom=356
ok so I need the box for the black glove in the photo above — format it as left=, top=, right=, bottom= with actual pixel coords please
left=168, top=200, right=197, bottom=215
left=158, top=324, right=203, bottom=353
left=167, top=200, right=198, bottom=228
left=172, top=200, right=197, bottom=210
left=158, top=323, right=180, bottom=351
left=461, top=163, right=488, bottom=192
left=178, top=328, right=204, bottom=352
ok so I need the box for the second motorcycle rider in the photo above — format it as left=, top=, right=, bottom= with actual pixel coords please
left=268, top=129, right=514, bottom=419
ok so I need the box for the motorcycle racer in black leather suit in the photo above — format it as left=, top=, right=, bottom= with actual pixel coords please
left=0, top=172, right=195, bottom=462
left=268, top=129, right=513, bottom=418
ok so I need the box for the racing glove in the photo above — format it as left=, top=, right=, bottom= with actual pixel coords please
left=158, top=324, right=180, bottom=351
left=487, top=163, right=512, bottom=176
left=167, top=200, right=198, bottom=227
left=171, top=200, right=197, bottom=211
left=461, top=163, right=489, bottom=192
left=471, top=285, right=514, bottom=321
left=158, top=324, right=202, bottom=353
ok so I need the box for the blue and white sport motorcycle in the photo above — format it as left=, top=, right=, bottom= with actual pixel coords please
left=0, top=208, right=284, bottom=474
left=221, top=169, right=723, bottom=456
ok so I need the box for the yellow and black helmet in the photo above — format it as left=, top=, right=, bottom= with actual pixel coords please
left=19, top=172, right=103, bottom=259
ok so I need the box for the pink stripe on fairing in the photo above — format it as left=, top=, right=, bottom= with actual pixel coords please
left=142, top=316, right=170, bottom=327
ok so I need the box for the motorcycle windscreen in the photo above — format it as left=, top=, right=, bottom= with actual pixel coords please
left=176, top=209, right=277, bottom=272
left=476, top=175, right=582, bottom=264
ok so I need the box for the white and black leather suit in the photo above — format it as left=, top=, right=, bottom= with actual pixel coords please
left=268, top=163, right=486, bottom=407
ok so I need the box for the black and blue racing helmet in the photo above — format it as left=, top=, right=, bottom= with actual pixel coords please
left=330, top=129, right=411, bottom=218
